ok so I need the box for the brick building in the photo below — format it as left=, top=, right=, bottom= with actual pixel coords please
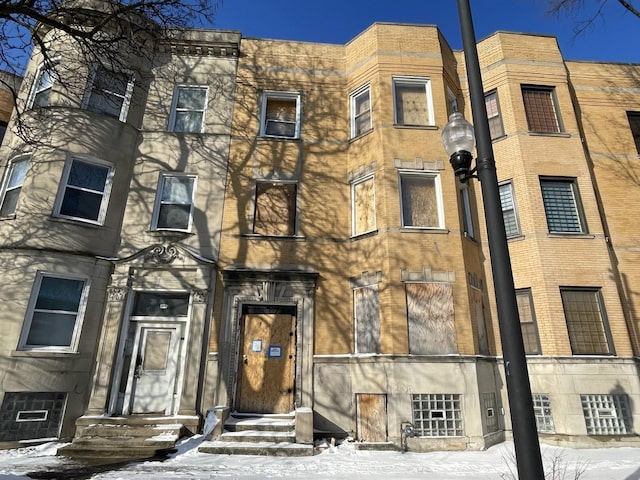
left=0, top=18, right=638, bottom=455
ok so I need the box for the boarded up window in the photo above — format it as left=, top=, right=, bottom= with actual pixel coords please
left=400, top=174, right=441, bottom=228
left=352, top=176, right=376, bottom=235
left=406, top=283, right=457, bottom=354
left=254, top=182, right=297, bottom=236
left=357, top=394, right=387, bottom=442
left=470, top=288, right=489, bottom=355
left=354, top=285, right=380, bottom=353
left=516, top=289, right=541, bottom=354
left=394, top=80, right=428, bottom=126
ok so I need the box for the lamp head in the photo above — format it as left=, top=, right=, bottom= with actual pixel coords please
left=442, top=112, right=476, bottom=182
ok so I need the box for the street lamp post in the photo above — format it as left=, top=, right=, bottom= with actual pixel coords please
left=442, top=1, right=546, bottom=479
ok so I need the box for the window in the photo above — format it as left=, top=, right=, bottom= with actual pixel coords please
left=412, top=394, right=463, bottom=437
left=499, top=181, right=520, bottom=238
left=84, top=65, right=133, bottom=121
left=540, top=178, right=586, bottom=234
left=581, top=394, right=632, bottom=435
left=532, top=394, right=555, bottom=433
left=460, top=183, right=474, bottom=238
left=351, top=175, right=376, bottom=236
left=393, top=77, right=434, bottom=126
left=54, top=156, right=114, bottom=224
left=626, top=112, right=640, bottom=154
left=18, top=273, right=89, bottom=351
left=406, top=283, right=457, bottom=354
left=354, top=284, right=380, bottom=354
left=152, top=174, right=196, bottom=232
left=28, top=61, right=57, bottom=108
left=253, top=181, right=297, bottom=236
left=169, top=86, right=208, bottom=133
left=522, top=85, right=561, bottom=133
left=446, top=86, right=458, bottom=116
left=0, top=120, right=7, bottom=144
left=132, top=292, right=190, bottom=316
left=350, top=85, right=371, bottom=138
left=399, top=172, right=444, bottom=228
left=0, top=155, right=29, bottom=217
left=260, top=91, right=301, bottom=139
left=561, top=288, right=613, bottom=355
left=516, top=289, right=541, bottom=355
left=485, top=90, right=504, bottom=139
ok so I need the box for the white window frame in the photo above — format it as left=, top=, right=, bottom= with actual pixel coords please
left=0, top=154, right=30, bottom=218
left=350, top=84, right=372, bottom=138
left=168, top=85, right=208, bottom=133
left=82, top=64, right=134, bottom=122
left=540, top=177, right=586, bottom=234
left=151, top=173, right=197, bottom=232
left=18, top=272, right=90, bottom=353
left=392, top=76, right=435, bottom=127
left=53, top=155, right=115, bottom=225
left=399, top=170, right=445, bottom=229
left=27, top=59, right=59, bottom=109
left=259, top=91, right=302, bottom=139
left=499, top=180, right=521, bottom=238
left=351, top=174, right=376, bottom=236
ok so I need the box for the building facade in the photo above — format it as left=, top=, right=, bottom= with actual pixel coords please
left=0, top=19, right=638, bottom=451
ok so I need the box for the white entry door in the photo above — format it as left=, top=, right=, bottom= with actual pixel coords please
left=125, top=323, right=182, bottom=414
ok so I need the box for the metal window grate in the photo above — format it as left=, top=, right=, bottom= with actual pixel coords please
left=581, top=394, right=632, bottom=435
left=532, top=394, right=555, bottom=433
left=540, top=179, right=584, bottom=233
left=561, top=289, right=611, bottom=355
left=412, top=394, right=463, bottom=437
left=522, top=87, right=559, bottom=133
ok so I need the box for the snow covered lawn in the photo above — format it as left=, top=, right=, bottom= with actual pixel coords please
left=1, top=437, right=639, bottom=479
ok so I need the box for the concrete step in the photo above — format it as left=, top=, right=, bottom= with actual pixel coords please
left=221, top=429, right=296, bottom=443
left=198, top=440, right=313, bottom=457
left=76, top=424, right=182, bottom=438
left=225, top=415, right=295, bottom=433
left=57, top=443, right=176, bottom=460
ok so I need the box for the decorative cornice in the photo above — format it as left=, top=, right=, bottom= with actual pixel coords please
left=98, top=243, right=216, bottom=266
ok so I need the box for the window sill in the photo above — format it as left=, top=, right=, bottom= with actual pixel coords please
left=147, top=229, right=194, bottom=237
left=349, top=128, right=374, bottom=143
left=351, top=230, right=378, bottom=240
left=242, top=234, right=306, bottom=241
left=393, top=124, right=438, bottom=130
left=547, top=233, right=595, bottom=239
left=12, top=349, right=80, bottom=358
left=48, top=215, right=104, bottom=228
left=506, top=234, right=526, bottom=242
left=258, top=134, right=301, bottom=142
left=527, top=131, right=571, bottom=138
left=491, top=134, right=507, bottom=143
left=0, top=214, right=17, bottom=221
left=400, top=227, right=449, bottom=234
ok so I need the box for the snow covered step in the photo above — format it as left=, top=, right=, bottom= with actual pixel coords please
left=220, top=429, right=296, bottom=443
left=198, top=440, right=313, bottom=457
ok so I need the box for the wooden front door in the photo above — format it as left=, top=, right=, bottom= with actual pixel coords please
left=357, top=394, right=387, bottom=442
left=236, top=313, right=296, bottom=413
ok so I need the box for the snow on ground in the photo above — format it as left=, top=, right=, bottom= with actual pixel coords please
left=1, top=437, right=639, bottom=480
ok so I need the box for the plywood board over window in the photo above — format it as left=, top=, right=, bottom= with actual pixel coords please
left=353, top=176, right=376, bottom=235
left=254, top=182, right=297, bottom=236
left=354, top=284, right=380, bottom=353
left=406, top=283, right=457, bottom=354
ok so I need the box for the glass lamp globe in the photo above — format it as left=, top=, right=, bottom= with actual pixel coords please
left=442, top=112, right=475, bottom=155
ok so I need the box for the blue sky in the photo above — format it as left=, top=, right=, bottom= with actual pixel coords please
left=213, top=0, right=639, bottom=63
